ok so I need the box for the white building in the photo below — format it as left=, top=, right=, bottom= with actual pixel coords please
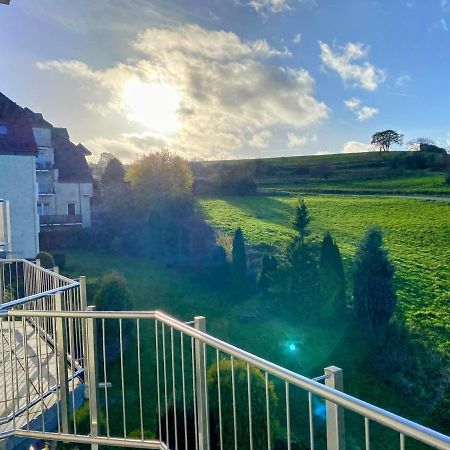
left=26, top=112, right=94, bottom=230
left=0, top=94, right=40, bottom=259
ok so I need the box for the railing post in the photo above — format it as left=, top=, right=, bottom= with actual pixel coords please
left=324, top=366, right=346, bottom=450
left=86, top=305, right=99, bottom=450
left=54, top=266, right=70, bottom=434
left=194, top=316, right=210, bottom=450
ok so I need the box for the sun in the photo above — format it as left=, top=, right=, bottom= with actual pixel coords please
left=122, top=78, right=180, bottom=135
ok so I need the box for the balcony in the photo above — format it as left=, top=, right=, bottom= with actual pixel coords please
left=0, top=259, right=449, bottom=450
left=36, top=161, right=54, bottom=171
left=39, top=214, right=82, bottom=227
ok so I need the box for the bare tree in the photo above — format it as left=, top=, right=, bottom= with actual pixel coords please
left=407, top=137, right=435, bottom=151
left=371, top=130, right=404, bottom=152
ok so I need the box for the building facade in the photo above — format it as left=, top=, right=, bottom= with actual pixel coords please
left=29, top=115, right=94, bottom=230
left=0, top=94, right=40, bottom=259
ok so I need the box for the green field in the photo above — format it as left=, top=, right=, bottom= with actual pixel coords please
left=199, top=195, right=450, bottom=357
left=261, top=174, right=450, bottom=196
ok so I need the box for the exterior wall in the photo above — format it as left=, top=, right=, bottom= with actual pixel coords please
left=0, top=155, right=39, bottom=258
left=54, top=182, right=93, bottom=227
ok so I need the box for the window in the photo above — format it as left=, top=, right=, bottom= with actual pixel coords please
left=0, top=124, right=7, bottom=135
left=67, top=202, right=77, bottom=216
left=37, top=202, right=49, bottom=216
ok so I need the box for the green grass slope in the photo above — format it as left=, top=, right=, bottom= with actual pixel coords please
left=199, top=195, right=450, bottom=356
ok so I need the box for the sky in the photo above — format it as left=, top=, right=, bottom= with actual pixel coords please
left=1, top=0, right=450, bottom=162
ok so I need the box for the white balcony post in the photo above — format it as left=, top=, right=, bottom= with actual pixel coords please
left=325, top=366, right=346, bottom=450
left=54, top=266, right=70, bottom=434
left=194, top=316, right=210, bottom=450
left=85, top=305, right=99, bottom=450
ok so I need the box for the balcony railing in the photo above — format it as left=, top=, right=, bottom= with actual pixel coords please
left=0, top=259, right=449, bottom=450
left=40, top=214, right=82, bottom=226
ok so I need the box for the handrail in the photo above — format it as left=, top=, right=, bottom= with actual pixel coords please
left=3, top=309, right=450, bottom=450
left=0, top=282, right=80, bottom=310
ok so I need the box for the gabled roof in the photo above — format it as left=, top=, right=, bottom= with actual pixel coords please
left=0, top=92, right=94, bottom=183
left=0, top=93, right=38, bottom=156
left=52, top=129, right=93, bottom=183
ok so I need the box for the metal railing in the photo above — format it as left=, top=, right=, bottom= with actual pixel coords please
left=0, top=259, right=85, bottom=441
left=0, top=259, right=449, bottom=449
left=39, top=214, right=83, bottom=226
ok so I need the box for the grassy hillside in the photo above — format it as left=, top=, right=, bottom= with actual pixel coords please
left=192, top=151, right=450, bottom=195
left=199, top=195, right=450, bottom=357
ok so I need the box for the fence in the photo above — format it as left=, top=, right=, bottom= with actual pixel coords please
left=0, top=260, right=449, bottom=449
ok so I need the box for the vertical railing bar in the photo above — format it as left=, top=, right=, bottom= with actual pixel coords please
left=22, top=316, right=31, bottom=430
left=35, top=308, right=46, bottom=431
left=308, top=392, right=315, bottom=450
left=365, top=417, right=370, bottom=450
left=181, top=332, right=188, bottom=450
left=171, top=327, right=178, bottom=449
left=203, top=342, right=210, bottom=448
left=53, top=315, right=62, bottom=433
left=1, top=314, right=9, bottom=413
left=247, top=363, right=253, bottom=450
left=155, top=320, right=162, bottom=442
left=400, top=433, right=405, bottom=450
left=162, top=322, right=169, bottom=447
left=191, top=336, right=198, bottom=450
left=119, top=318, right=127, bottom=438
left=101, top=318, right=110, bottom=438
left=137, top=318, right=144, bottom=441
left=216, top=349, right=223, bottom=450
left=68, top=312, right=77, bottom=435
left=8, top=316, right=17, bottom=431
left=286, top=382, right=291, bottom=450
left=231, top=355, right=238, bottom=450
left=265, top=371, right=271, bottom=450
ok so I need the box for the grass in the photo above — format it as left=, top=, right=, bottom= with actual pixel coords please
left=199, top=195, right=450, bottom=357
left=260, top=174, right=450, bottom=196
left=65, top=249, right=446, bottom=446
left=62, top=191, right=450, bottom=445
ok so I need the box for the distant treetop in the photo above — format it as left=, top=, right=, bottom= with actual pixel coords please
left=371, top=130, right=404, bottom=152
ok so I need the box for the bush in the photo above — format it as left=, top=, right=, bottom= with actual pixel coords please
left=52, top=252, right=66, bottom=270
left=353, top=228, right=397, bottom=338
left=207, top=359, right=279, bottom=450
left=94, top=271, right=133, bottom=311
left=257, top=253, right=278, bottom=291
left=319, top=233, right=346, bottom=319
left=210, top=165, right=257, bottom=196
left=232, top=228, right=248, bottom=296
left=36, top=251, right=55, bottom=269
left=283, top=239, right=320, bottom=318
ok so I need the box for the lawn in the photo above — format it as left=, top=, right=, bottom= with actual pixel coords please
left=260, top=174, right=450, bottom=196
left=199, top=195, right=450, bottom=357
left=63, top=194, right=450, bottom=445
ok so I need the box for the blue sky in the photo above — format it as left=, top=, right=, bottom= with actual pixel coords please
left=1, top=0, right=450, bottom=161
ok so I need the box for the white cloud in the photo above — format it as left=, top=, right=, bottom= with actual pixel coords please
left=395, top=74, right=411, bottom=86
left=319, top=41, right=386, bottom=91
left=248, top=0, right=291, bottom=13
left=441, top=17, right=449, bottom=31
left=242, top=0, right=315, bottom=15
left=356, top=106, right=378, bottom=121
left=342, top=140, right=372, bottom=153
left=38, top=24, right=329, bottom=161
left=287, top=132, right=308, bottom=147
left=293, top=33, right=302, bottom=44
left=344, top=97, right=378, bottom=121
left=249, top=130, right=272, bottom=148
left=344, top=97, right=361, bottom=111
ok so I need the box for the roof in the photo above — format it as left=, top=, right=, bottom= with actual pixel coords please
left=52, top=130, right=93, bottom=183
left=0, top=93, right=38, bottom=156
left=0, top=92, right=93, bottom=183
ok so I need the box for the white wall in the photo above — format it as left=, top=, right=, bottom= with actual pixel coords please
left=0, top=155, right=39, bottom=258
left=54, top=182, right=93, bottom=227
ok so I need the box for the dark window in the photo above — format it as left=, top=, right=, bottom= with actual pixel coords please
left=67, top=202, right=76, bottom=216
